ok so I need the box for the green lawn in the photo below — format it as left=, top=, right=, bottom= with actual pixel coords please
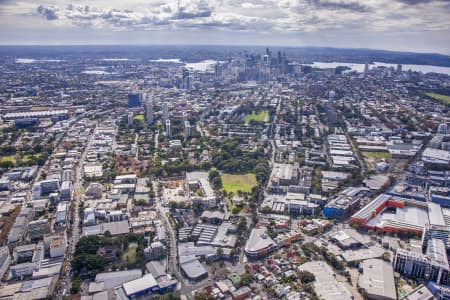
left=362, top=151, right=391, bottom=159
left=133, top=114, right=145, bottom=121
left=221, top=173, right=257, bottom=194
left=123, top=242, right=137, bottom=264
left=0, top=155, right=16, bottom=164
left=244, top=110, right=269, bottom=123
left=426, top=92, right=450, bottom=105
left=22, top=153, right=42, bottom=162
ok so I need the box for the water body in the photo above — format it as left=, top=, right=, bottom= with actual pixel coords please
left=150, top=58, right=183, bottom=63
left=81, top=70, right=111, bottom=75
left=16, top=58, right=64, bottom=63
left=101, top=58, right=129, bottom=61
left=150, top=58, right=219, bottom=72
left=184, top=60, right=220, bottom=72
left=308, top=61, right=450, bottom=75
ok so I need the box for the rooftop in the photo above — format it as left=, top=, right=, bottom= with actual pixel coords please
left=298, top=261, right=353, bottom=300
left=358, top=259, right=396, bottom=300
left=122, top=274, right=158, bottom=296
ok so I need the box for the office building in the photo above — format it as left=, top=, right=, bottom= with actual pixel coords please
left=60, top=180, right=72, bottom=201
left=33, top=179, right=60, bottom=199
left=55, top=202, right=68, bottom=227
left=128, top=92, right=141, bottom=108
left=144, top=241, right=166, bottom=261
left=165, top=119, right=171, bottom=138
left=28, top=219, right=50, bottom=241
left=182, top=68, right=191, bottom=90
left=364, top=63, right=369, bottom=76
left=422, top=224, right=450, bottom=252
left=184, top=121, right=191, bottom=137
left=145, top=92, right=153, bottom=125
left=244, top=227, right=277, bottom=259
left=128, top=112, right=133, bottom=126
left=324, top=187, right=369, bottom=219
left=394, top=239, right=450, bottom=285
left=162, top=103, right=168, bottom=123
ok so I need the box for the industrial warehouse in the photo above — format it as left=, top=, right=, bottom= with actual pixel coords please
left=350, top=193, right=450, bottom=234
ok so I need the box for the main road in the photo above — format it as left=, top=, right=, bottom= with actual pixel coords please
left=55, top=121, right=97, bottom=299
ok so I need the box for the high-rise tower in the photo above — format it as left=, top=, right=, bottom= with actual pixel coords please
left=145, top=92, right=153, bottom=125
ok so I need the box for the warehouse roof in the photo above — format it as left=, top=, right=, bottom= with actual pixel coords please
left=358, top=259, right=396, bottom=300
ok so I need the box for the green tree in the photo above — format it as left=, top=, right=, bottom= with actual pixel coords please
left=71, top=279, right=81, bottom=294
left=298, top=270, right=315, bottom=284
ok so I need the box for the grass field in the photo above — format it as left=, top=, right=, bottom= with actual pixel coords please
left=221, top=173, right=257, bottom=194
left=426, top=92, right=450, bottom=105
left=22, top=153, right=42, bottom=163
left=123, top=242, right=137, bottom=264
left=133, top=114, right=145, bottom=121
left=244, top=110, right=269, bottom=123
left=362, top=151, right=392, bottom=159
left=0, top=155, right=16, bottom=164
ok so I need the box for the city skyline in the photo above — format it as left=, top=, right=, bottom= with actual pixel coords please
left=0, top=0, right=450, bottom=54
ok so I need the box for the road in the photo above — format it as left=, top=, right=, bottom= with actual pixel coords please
left=153, top=181, right=187, bottom=292
left=55, top=121, right=96, bottom=299
left=344, top=130, right=366, bottom=175
left=134, top=133, right=139, bottom=160
left=154, top=132, right=159, bottom=152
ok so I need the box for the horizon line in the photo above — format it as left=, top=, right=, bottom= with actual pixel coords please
left=0, top=43, right=448, bottom=56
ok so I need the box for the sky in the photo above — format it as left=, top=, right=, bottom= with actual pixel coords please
left=0, top=0, right=450, bottom=54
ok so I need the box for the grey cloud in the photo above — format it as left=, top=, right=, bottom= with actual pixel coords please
left=173, top=10, right=212, bottom=19
left=37, top=5, right=59, bottom=20
left=396, top=0, right=447, bottom=4
left=309, top=0, right=372, bottom=12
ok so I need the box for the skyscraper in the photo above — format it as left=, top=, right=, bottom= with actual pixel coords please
left=364, top=63, right=369, bottom=76
left=128, top=92, right=141, bottom=108
left=182, top=68, right=191, bottom=90
left=165, top=119, right=171, bottom=138
left=145, top=92, right=153, bottom=125
left=184, top=121, right=191, bottom=138
left=128, top=112, right=134, bottom=126
left=162, top=103, right=168, bottom=123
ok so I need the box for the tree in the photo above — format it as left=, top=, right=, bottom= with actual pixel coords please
left=71, top=279, right=81, bottom=294
left=260, top=206, right=272, bottom=214
left=211, top=176, right=222, bottom=190
left=298, top=270, right=315, bottom=284
left=381, top=252, right=391, bottom=262
left=240, top=272, right=253, bottom=286
left=208, top=169, right=220, bottom=181
left=194, top=292, right=215, bottom=300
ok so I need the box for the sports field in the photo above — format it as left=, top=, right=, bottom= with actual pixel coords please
left=244, top=110, right=269, bottom=123
left=426, top=92, right=450, bottom=105
left=221, top=173, right=257, bottom=194
left=362, top=151, right=391, bottom=159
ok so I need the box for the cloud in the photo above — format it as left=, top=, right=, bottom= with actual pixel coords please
left=395, top=0, right=447, bottom=4
left=37, top=5, right=59, bottom=20
left=308, top=0, right=372, bottom=12
left=25, top=0, right=450, bottom=37
left=173, top=10, right=212, bottom=20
